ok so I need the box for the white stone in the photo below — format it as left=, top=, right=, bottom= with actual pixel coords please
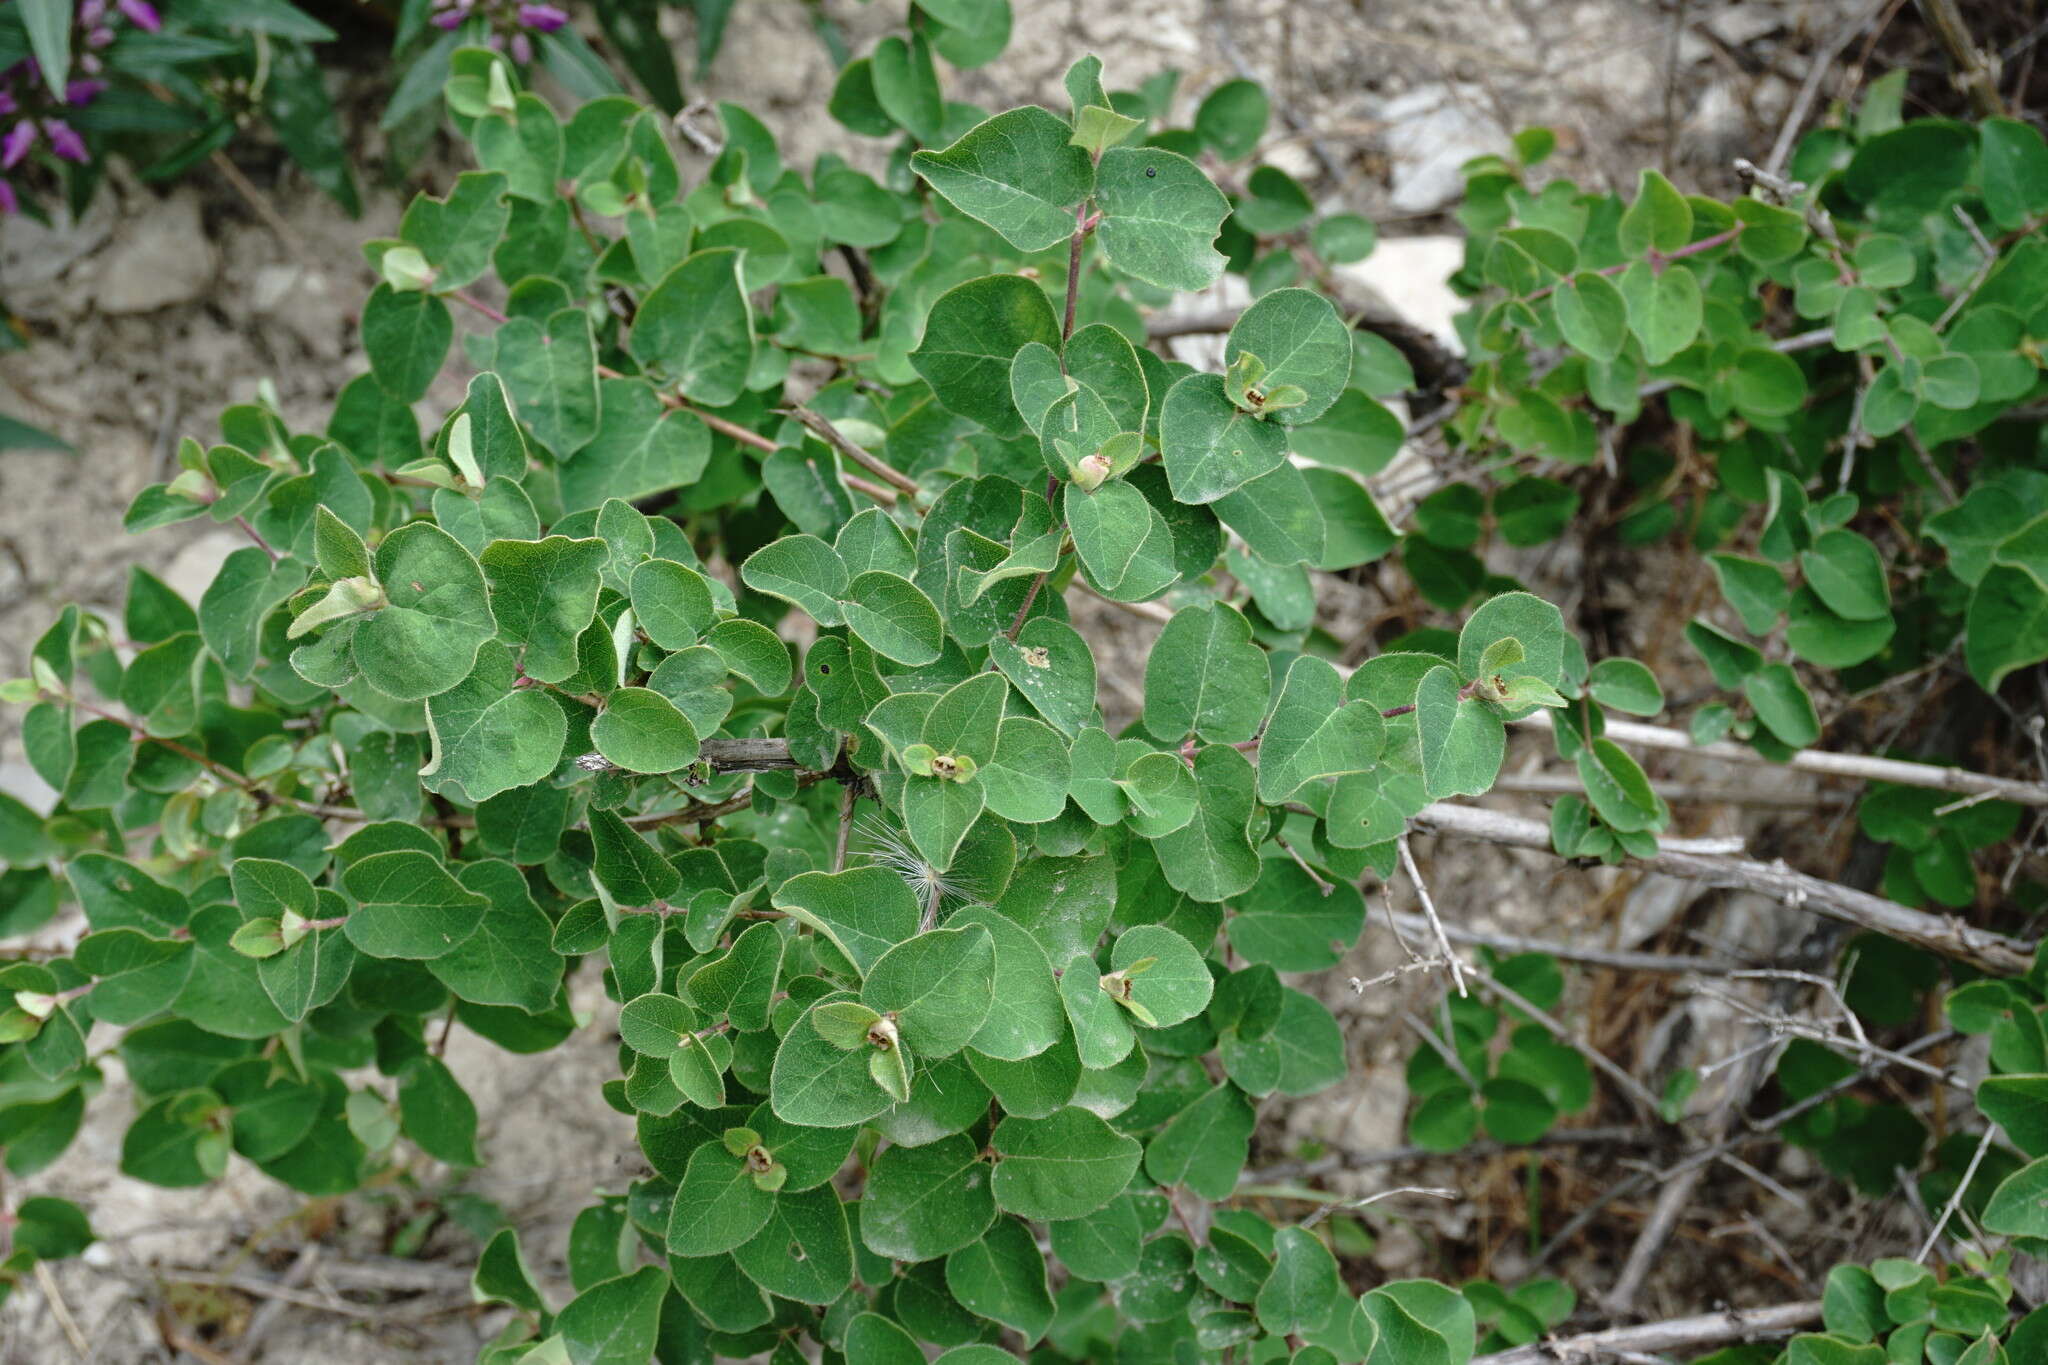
left=0, top=193, right=116, bottom=318
left=93, top=190, right=218, bottom=315
left=1379, top=85, right=1502, bottom=215
left=161, top=530, right=243, bottom=608
left=1333, top=235, right=1467, bottom=353
left=0, top=761, right=55, bottom=813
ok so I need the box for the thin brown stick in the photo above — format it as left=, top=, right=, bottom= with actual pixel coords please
left=34, top=1261, right=90, bottom=1360
left=507, top=731, right=2034, bottom=973
left=1061, top=205, right=1087, bottom=346
left=1531, top=1034, right=1959, bottom=1271
left=844, top=473, right=898, bottom=507
left=833, top=784, right=855, bottom=874
left=1916, top=0, right=2008, bottom=117
left=1005, top=571, right=1049, bottom=641
left=784, top=405, right=921, bottom=496
left=672, top=402, right=769, bottom=451
left=207, top=149, right=335, bottom=280
left=233, top=516, right=280, bottom=564
left=1275, top=833, right=1334, bottom=895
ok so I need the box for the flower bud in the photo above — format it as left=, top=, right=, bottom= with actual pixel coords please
left=13, top=990, right=57, bottom=1019
left=518, top=3, right=571, bottom=32
left=380, top=245, right=436, bottom=293
left=116, top=0, right=162, bottom=33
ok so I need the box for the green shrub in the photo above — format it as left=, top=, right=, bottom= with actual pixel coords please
left=3, top=28, right=2048, bottom=1365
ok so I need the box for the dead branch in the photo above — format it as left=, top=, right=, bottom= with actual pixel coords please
left=1473, top=1300, right=1823, bottom=1364
left=1385, top=910, right=1759, bottom=975
left=1516, top=710, right=2048, bottom=809
left=1915, top=0, right=2008, bottom=118
left=1410, top=801, right=2031, bottom=975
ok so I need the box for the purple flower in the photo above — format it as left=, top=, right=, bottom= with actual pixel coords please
left=81, top=0, right=110, bottom=24
left=0, top=93, right=15, bottom=118
left=116, top=0, right=162, bottom=32
left=1, top=121, right=34, bottom=171
left=87, top=25, right=116, bottom=49
left=0, top=180, right=17, bottom=215
left=66, top=80, right=107, bottom=107
left=509, top=32, right=533, bottom=65
left=517, top=4, right=570, bottom=33
left=430, top=8, right=467, bottom=29
left=45, top=120, right=86, bottom=164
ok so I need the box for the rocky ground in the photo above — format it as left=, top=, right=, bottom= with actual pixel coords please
left=0, top=0, right=1961, bottom=1358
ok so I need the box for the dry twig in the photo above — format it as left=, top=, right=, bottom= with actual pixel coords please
left=1473, top=1300, right=1822, bottom=1364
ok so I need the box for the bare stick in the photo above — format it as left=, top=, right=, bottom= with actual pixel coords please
left=696, top=737, right=809, bottom=771
left=1462, top=960, right=1664, bottom=1118
left=1398, top=835, right=1465, bottom=997
left=1667, top=1030, right=1957, bottom=1181
left=1385, top=910, right=1756, bottom=976
left=1402, top=1011, right=1480, bottom=1091
left=1245, top=1126, right=1649, bottom=1182
left=1764, top=0, right=1889, bottom=176
left=1276, top=833, right=1334, bottom=895
left=1351, top=957, right=1452, bottom=993
left=1916, top=0, right=2007, bottom=118
left=784, top=405, right=922, bottom=497
left=833, top=783, right=856, bottom=874
left=1606, top=1158, right=1707, bottom=1311
left=1474, top=1301, right=1823, bottom=1365
left=1062, top=203, right=1088, bottom=345
left=1492, top=771, right=1846, bottom=810
left=1005, top=570, right=1049, bottom=642
left=1717, top=1152, right=1810, bottom=1213
left=844, top=473, right=899, bottom=508
left=1515, top=709, right=2048, bottom=808
left=34, top=1261, right=90, bottom=1360
left=234, top=515, right=280, bottom=564
left=683, top=402, right=776, bottom=454
left=233, top=1243, right=321, bottom=1364
left=1531, top=1167, right=1652, bottom=1272
left=1918, top=1123, right=1998, bottom=1262
left=1297, top=1185, right=1458, bottom=1231
left=1408, top=801, right=2031, bottom=975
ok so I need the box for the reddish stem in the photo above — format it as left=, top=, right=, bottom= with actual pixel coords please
left=1524, top=222, right=1744, bottom=302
